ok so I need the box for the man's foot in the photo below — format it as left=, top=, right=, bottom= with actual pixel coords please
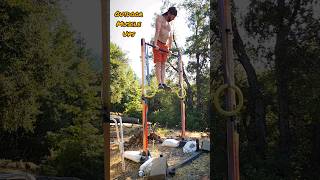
left=162, top=84, right=172, bottom=91
left=158, top=84, right=164, bottom=90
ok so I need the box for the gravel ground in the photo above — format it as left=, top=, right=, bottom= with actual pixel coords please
left=110, top=125, right=210, bottom=180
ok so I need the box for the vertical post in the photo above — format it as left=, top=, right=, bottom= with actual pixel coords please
left=141, top=38, right=148, bottom=156
left=118, top=117, right=125, bottom=171
left=100, top=0, right=110, bottom=179
left=218, top=0, right=240, bottom=180
left=179, top=52, right=186, bottom=138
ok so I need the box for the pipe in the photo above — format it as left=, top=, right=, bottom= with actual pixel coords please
left=110, top=117, right=125, bottom=171
left=168, top=151, right=203, bottom=176
left=118, top=117, right=125, bottom=172
left=111, top=118, right=120, bottom=145
left=110, top=115, right=140, bottom=124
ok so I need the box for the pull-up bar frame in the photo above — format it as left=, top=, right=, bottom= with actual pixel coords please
left=141, top=38, right=186, bottom=156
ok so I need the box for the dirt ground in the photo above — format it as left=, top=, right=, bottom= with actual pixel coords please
left=110, top=124, right=210, bottom=180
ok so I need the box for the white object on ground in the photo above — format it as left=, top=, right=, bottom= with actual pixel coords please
left=183, top=140, right=197, bottom=153
left=138, top=157, right=154, bottom=177
left=200, top=139, right=210, bottom=151
left=161, top=139, right=180, bottom=147
left=124, top=151, right=142, bottom=163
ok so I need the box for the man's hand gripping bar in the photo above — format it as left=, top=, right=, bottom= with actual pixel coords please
left=145, top=42, right=179, bottom=57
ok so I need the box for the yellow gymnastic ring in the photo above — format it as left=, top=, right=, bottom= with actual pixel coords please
left=144, top=85, right=157, bottom=99
left=175, top=87, right=187, bottom=99
left=213, top=84, right=244, bottom=116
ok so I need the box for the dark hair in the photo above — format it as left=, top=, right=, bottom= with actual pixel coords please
left=163, top=6, right=177, bottom=16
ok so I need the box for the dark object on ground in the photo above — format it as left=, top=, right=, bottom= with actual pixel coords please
left=167, top=151, right=203, bottom=176
left=196, top=139, right=200, bottom=151
left=178, top=140, right=187, bottom=147
left=168, top=139, right=210, bottom=176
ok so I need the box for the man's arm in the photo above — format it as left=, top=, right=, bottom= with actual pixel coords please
left=153, top=16, right=161, bottom=48
left=168, top=30, right=173, bottom=49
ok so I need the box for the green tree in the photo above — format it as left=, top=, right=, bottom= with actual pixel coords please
left=110, top=42, right=141, bottom=117
left=0, top=2, right=103, bottom=179
left=182, top=0, right=210, bottom=128
left=244, top=0, right=320, bottom=177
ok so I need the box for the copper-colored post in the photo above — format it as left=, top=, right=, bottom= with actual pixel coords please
left=141, top=38, right=148, bottom=155
left=181, top=101, right=186, bottom=138
left=179, top=52, right=186, bottom=138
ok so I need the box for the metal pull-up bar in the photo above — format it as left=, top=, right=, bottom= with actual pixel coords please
left=144, top=42, right=179, bottom=57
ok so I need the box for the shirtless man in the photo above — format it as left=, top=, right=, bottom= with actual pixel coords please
left=153, top=7, right=177, bottom=90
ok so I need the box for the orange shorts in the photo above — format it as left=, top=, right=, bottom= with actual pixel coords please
left=153, top=40, right=169, bottom=63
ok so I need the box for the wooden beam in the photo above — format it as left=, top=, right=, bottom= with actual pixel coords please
left=100, top=0, right=110, bottom=179
left=218, top=0, right=240, bottom=179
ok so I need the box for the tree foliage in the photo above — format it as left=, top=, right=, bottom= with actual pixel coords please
left=0, top=1, right=103, bottom=179
left=211, top=0, right=320, bottom=179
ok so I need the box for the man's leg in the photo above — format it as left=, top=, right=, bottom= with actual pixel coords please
left=155, top=62, right=162, bottom=86
left=161, top=62, right=166, bottom=84
left=161, top=62, right=171, bottom=90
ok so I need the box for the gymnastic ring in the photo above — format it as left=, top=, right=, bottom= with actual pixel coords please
left=175, top=87, right=187, bottom=99
left=213, top=84, right=243, bottom=116
left=144, top=85, right=157, bottom=99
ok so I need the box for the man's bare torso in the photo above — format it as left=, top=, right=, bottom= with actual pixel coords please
left=157, top=15, right=171, bottom=43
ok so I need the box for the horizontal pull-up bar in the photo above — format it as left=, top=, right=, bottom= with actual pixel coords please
left=143, top=41, right=179, bottom=58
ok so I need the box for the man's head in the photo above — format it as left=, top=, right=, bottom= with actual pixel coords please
left=163, top=7, right=177, bottom=22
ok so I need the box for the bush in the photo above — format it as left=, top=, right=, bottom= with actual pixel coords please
left=47, top=124, right=104, bottom=180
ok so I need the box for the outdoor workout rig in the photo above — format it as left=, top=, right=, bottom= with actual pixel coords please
left=140, top=38, right=187, bottom=158
left=138, top=38, right=208, bottom=178
left=213, top=0, right=244, bottom=180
